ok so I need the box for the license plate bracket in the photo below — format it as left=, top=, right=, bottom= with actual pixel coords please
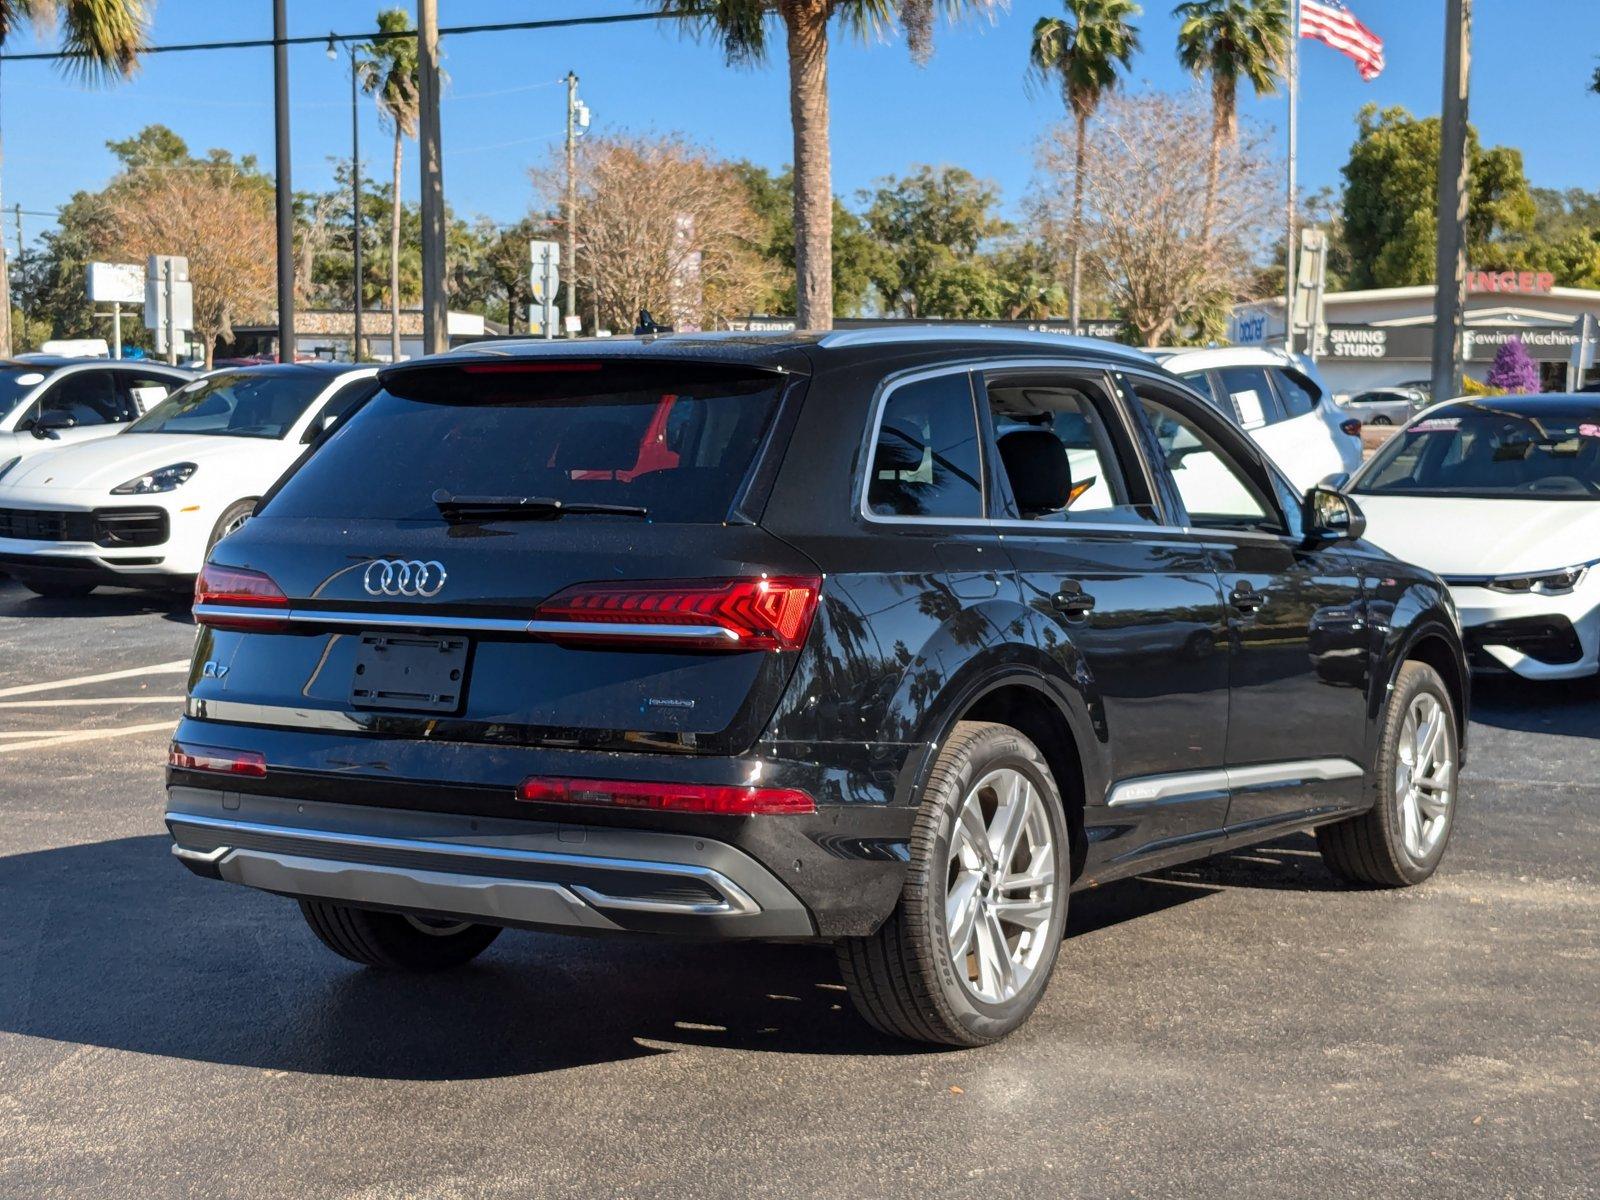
left=350, top=633, right=470, bottom=714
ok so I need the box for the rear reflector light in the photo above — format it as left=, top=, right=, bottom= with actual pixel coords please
left=168, top=742, right=267, bottom=778
left=516, top=776, right=815, bottom=815
left=1340, top=418, right=1363, bottom=437
left=535, top=575, right=822, bottom=652
left=194, top=563, right=289, bottom=631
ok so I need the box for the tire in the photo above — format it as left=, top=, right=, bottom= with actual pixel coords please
left=1371, top=415, right=1393, bottom=426
left=204, top=499, right=257, bottom=560
left=298, top=899, right=501, bottom=971
left=837, top=721, right=1070, bottom=1047
left=1317, top=661, right=1460, bottom=887
left=21, top=580, right=96, bottom=599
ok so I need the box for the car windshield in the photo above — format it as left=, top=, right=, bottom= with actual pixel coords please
left=0, top=366, right=49, bottom=418
left=1355, top=404, right=1600, bottom=499
left=126, top=369, right=329, bottom=439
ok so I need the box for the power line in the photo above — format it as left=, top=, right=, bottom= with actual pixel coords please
left=0, top=10, right=681, bottom=63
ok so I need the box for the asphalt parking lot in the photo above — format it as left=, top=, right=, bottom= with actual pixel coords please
left=1, top=576, right=1596, bottom=1200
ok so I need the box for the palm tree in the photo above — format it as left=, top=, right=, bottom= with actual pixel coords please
left=659, top=1, right=1000, bottom=332
left=0, top=0, right=149, bottom=356
left=1028, top=0, right=1141, bottom=334
left=356, top=9, right=420, bottom=362
left=1174, top=0, right=1289, bottom=238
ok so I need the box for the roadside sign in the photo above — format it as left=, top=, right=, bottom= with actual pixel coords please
left=87, top=262, right=145, bottom=305
left=530, top=240, right=560, bottom=338
left=143, top=255, right=195, bottom=364
left=1569, top=312, right=1599, bottom=389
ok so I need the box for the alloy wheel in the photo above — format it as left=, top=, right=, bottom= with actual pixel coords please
left=945, top=767, right=1057, bottom=1005
left=1394, top=692, right=1454, bottom=863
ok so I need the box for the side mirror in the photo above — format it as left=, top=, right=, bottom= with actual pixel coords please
left=31, top=411, right=77, bottom=440
left=1304, top=485, right=1366, bottom=542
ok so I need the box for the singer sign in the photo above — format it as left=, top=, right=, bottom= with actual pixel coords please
left=1467, top=270, right=1556, bottom=296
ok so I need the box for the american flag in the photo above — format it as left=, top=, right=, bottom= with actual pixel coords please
left=1301, top=0, right=1386, bottom=82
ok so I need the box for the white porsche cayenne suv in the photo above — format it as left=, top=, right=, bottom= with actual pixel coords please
left=1151, top=346, right=1364, bottom=492
left=1347, top=394, right=1600, bottom=681
left=0, top=363, right=377, bottom=597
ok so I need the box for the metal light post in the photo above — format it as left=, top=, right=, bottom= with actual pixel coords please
left=273, top=0, right=295, bottom=364
left=563, top=73, right=591, bottom=338
left=417, top=0, right=447, bottom=355
left=329, top=35, right=364, bottom=362
left=1431, top=0, right=1472, bottom=401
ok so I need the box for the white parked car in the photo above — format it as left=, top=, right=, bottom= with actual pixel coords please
left=1346, top=394, right=1600, bottom=681
left=1151, top=346, right=1363, bottom=491
left=0, top=364, right=378, bottom=597
left=1, top=356, right=194, bottom=463
left=1338, top=386, right=1429, bottom=426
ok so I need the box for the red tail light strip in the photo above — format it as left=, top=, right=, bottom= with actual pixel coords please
left=516, top=776, right=815, bottom=815
left=168, top=742, right=268, bottom=778
left=535, top=576, right=822, bottom=652
left=193, top=563, right=289, bottom=632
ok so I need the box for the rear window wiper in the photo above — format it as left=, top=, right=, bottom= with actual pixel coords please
left=432, top=490, right=649, bottom=521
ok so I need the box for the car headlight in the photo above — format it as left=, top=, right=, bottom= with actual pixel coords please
left=111, top=462, right=197, bottom=495
left=0, top=456, right=19, bottom=484
left=1485, top=564, right=1590, bottom=596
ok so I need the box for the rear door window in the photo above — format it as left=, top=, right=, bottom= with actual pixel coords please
left=1272, top=368, right=1319, bottom=419
left=36, top=369, right=134, bottom=427
left=1216, top=366, right=1285, bottom=431
left=867, top=373, right=984, bottom=518
left=266, top=362, right=789, bottom=524
left=118, top=371, right=181, bottom=414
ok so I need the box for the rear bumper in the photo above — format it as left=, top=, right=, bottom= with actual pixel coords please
left=166, top=787, right=818, bottom=939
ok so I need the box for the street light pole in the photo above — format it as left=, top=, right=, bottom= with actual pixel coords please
left=1431, top=0, right=1472, bottom=401
left=349, top=44, right=363, bottom=362
left=565, top=71, right=577, bottom=338
left=417, top=0, right=448, bottom=355
left=273, top=0, right=295, bottom=364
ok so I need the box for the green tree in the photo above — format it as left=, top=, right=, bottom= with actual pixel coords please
left=356, top=8, right=421, bottom=361
left=0, top=0, right=150, bottom=355
left=1173, top=0, right=1288, bottom=238
left=731, top=161, right=884, bottom=317
left=1341, top=105, right=1536, bottom=289
left=862, top=165, right=1012, bottom=318
left=658, top=0, right=999, bottom=331
left=1028, top=0, right=1141, bottom=333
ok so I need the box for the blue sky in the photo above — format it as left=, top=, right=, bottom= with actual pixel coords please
left=3, top=0, right=1599, bottom=251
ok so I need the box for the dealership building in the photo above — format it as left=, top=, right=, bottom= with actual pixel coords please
left=1230, top=274, right=1600, bottom=396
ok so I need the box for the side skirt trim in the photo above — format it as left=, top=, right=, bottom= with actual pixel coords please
left=1106, top=758, right=1364, bottom=808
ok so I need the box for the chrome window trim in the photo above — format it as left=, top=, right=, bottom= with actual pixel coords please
left=193, top=603, right=739, bottom=642
left=1106, top=757, right=1364, bottom=808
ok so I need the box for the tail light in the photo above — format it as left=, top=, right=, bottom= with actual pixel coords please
left=533, top=575, right=822, bottom=652
left=193, top=563, right=289, bottom=631
left=169, top=741, right=268, bottom=778
left=1340, top=418, right=1363, bottom=437
left=516, top=776, right=815, bottom=815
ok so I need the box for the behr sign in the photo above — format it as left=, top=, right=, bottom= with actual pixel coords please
left=1468, top=270, right=1556, bottom=295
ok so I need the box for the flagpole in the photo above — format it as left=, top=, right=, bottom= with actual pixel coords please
left=1285, top=0, right=1300, bottom=355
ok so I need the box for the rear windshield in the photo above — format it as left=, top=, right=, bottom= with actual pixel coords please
left=263, top=361, right=787, bottom=523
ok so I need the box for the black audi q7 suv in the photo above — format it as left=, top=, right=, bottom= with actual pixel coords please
left=166, top=329, right=1468, bottom=1047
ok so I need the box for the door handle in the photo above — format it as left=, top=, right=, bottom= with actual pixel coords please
left=1051, top=582, right=1096, bottom=618
left=1230, top=585, right=1266, bottom=614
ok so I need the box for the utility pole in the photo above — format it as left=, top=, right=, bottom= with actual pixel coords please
left=1431, top=0, right=1472, bottom=402
left=417, top=0, right=448, bottom=355
left=565, top=71, right=578, bottom=338
left=0, top=64, right=10, bottom=358
left=1284, top=0, right=1300, bottom=356
left=273, top=0, right=295, bottom=363
left=349, top=43, right=364, bottom=362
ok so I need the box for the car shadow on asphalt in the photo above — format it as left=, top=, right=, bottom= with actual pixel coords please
left=0, top=578, right=191, bottom=623
left=1468, top=674, right=1600, bottom=739
left=0, top=835, right=1309, bottom=1078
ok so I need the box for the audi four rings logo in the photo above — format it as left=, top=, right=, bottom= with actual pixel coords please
left=363, top=559, right=448, bottom=598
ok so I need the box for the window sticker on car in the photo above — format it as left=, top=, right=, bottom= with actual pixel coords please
left=15, top=372, right=44, bottom=386
left=1412, top=417, right=1461, bottom=432
left=1578, top=423, right=1600, bottom=439
left=1232, top=388, right=1267, bottom=429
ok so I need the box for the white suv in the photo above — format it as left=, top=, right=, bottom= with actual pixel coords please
left=1150, top=346, right=1363, bottom=491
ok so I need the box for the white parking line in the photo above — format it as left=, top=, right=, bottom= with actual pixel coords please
left=0, top=721, right=176, bottom=754
left=0, top=660, right=189, bottom=699
left=0, top=697, right=186, bottom=709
